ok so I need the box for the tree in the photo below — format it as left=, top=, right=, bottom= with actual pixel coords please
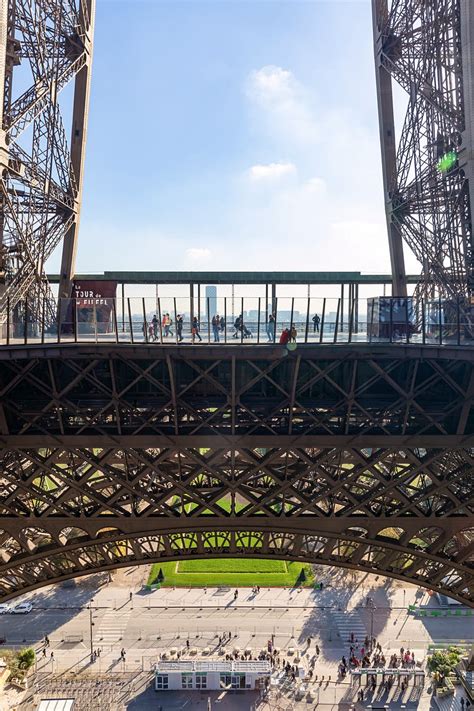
left=17, top=647, right=35, bottom=670
left=427, top=648, right=462, bottom=685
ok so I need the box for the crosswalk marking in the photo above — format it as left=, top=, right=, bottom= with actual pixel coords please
left=96, top=610, right=128, bottom=643
left=331, top=609, right=367, bottom=642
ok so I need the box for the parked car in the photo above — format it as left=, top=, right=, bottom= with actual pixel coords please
left=0, top=604, right=10, bottom=615
left=10, top=602, right=32, bottom=614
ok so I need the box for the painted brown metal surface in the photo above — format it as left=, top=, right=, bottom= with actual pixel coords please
left=0, top=344, right=471, bottom=604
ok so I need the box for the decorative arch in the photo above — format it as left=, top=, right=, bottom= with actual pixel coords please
left=0, top=525, right=471, bottom=605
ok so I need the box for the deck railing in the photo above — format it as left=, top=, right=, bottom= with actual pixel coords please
left=1, top=295, right=471, bottom=347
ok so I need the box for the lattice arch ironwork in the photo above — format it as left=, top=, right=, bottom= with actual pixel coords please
left=0, top=344, right=472, bottom=604
left=0, top=523, right=472, bottom=604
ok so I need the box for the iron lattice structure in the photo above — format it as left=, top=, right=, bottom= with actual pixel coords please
left=0, top=0, right=94, bottom=315
left=0, top=344, right=471, bottom=604
left=373, top=0, right=474, bottom=299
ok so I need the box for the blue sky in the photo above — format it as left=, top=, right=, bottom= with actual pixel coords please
left=70, top=0, right=407, bottom=274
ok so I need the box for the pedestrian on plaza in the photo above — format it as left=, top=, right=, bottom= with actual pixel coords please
left=97, top=648, right=101, bottom=657
left=50, top=652, right=54, bottom=660
left=234, top=589, right=238, bottom=600
left=312, top=313, right=320, bottom=333
left=319, top=582, right=323, bottom=590
left=191, top=316, right=202, bottom=342
left=186, top=639, right=190, bottom=649
left=152, top=314, right=159, bottom=341
left=316, top=645, right=320, bottom=655
left=129, top=591, right=133, bottom=602
left=229, top=631, right=232, bottom=639
left=45, top=635, right=50, bottom=646
left=43, top=648, right=46, bottom=657
left=266, top=313, right=275, bottom=343
left=176, top=314, right=183, bottom=342
left=212, top=315, right=220, bottom=343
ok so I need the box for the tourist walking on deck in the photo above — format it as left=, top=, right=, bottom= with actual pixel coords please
left=152, top=314, right=159, bottom=341
left=192, top=316, right=202, bottom=343
left=176, top=314, right=183, bottom=342
left=212, top=314, right=220, bottom=342
left=312, top=313, right=320, bottom=333
left=267, top=312, right=275, bottom=342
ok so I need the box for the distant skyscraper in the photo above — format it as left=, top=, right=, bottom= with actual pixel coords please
left=205, top=285, right=217, bottom=316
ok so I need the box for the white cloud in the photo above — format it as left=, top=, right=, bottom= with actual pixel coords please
left=185, top=247, right=212, bottom=262
left=245, top=65, right=318, bottom=145
left=248, top=162, right=296, bottom=181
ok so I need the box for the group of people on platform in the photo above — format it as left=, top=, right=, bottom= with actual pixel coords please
left=144, top=312, right=321, bottom=343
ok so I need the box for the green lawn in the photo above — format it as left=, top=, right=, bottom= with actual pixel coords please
left=147, top=559, right=314, bottom=588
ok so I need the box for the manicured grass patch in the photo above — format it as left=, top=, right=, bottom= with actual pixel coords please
left=147, top=559, right=314, bottom=588
left=178, top=559, right=287, bottom=574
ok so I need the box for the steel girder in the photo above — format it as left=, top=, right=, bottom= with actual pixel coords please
left=0, top=344, right=471, bottom=603
left=373, top=0, right=474, bottom=299
left=0, top=0, right=94, bottom=315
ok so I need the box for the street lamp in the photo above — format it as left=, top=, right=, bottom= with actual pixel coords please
left=89, top=599, right=95, bottom=662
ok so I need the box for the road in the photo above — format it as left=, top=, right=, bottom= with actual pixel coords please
left=0, top=576, right=471, bottom=676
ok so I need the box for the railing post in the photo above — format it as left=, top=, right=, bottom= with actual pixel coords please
left=73, top=298, right=78, bottom=343
left=421, top=297, right=426, bottom=345
left=333, top=298, right=340, bottom=343
left=305, top=297, right=310, bottom=344
left=389, top=299, right=393, bottom=343
left=57, top=298, right=61, bottom=343
left=290, top=297, right=294, bottom=342
left=207, top=297, right=211, bottom=343
left=457, top=296, right=461, bottom=345
left=24, top=298, right=28, bottom=344
left=257, top=297, right=261, bottom=344
left=405, top=297, right=409, bottom=344
left=348, top=298, right=355, bottom=343
left=273, top=298, right=278, bottom=343
left=122, top=283, right=125, bottom=332
left=240, top=297, right=244, bottom=344
left=142, top=298, right=148, bottom=343
left=438, top=295, right=443, bottom=345
left=157, top=298, right=163, bottom=343
left=174, top=297, right=178, bottom=344
left=224, top=297, right=227, bottom=344
left=41, top=296, right=45, bottom=344
left=112, top=299, right=119, bottom=343
left=6, top=296, right=10, bottom=346
left=320, top=298, right=326, bottom=344
left=128, top=298, right=134, bottom=343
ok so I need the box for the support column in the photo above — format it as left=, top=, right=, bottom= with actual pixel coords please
left=59, top=0, right=96, bottom=298
left=372, top=0, right=407, bottom=297
left=461, top=0, right=474, bottom=294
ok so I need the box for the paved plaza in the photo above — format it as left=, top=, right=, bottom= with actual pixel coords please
left=0, top=567, right=471, bottom=709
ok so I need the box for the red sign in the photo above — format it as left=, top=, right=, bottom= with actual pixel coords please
left=72, top=280, right=118, bottom=334
left=73, top=280, right=117, bottom=306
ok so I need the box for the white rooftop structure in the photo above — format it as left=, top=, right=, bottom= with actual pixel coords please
left=156, top=660, right=271, bottom=673
left=36, top=701, right=75, bottom=711
left=155, top=659, right=271, bottom=692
